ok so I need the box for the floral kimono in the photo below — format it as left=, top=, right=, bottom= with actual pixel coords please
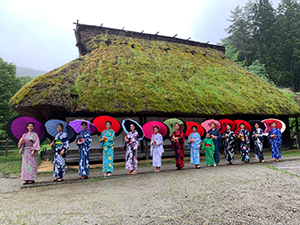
left=125, top=130, right=139, bottom=171
left=150, top=133, right=164, bottom=167
left=171, top=130, right=185, bottom=169
left=222, top=130, right=236, bottom=163
left=187, top=132, right=201, bottom=165
left=208, top=128, right=222, bottom=164
left=237, top=129, right=250, bottom=163
left=100, top=129, right=115, bottom=172
left=252, top=128, right=264, bottom=161
left=53, top=132, right=69, bottom=178
left=77, top=130, right=92, bottom=176
left=268, top=128, right=282, bottom=159
left=202, top=138, right=215, bottom=166
left=18, top=132, right=40, bottom=181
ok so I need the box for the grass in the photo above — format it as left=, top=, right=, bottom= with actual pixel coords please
left=264, top=150, right=300, bottom=157
left=264, top=164, right=298, bottom=177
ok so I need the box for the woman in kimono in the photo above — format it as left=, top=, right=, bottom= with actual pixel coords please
left=237, top=123, right=250, bottom=163
left=208, top=122, right=222, bottom=166
left=187, top=125, right=201, bottom=169
left=252, top=123, right=264, bottom=162
left=222, top=124, right=236, bottom=165
left=150, top=126, right=164, bottom=172
left=202, top=133, right=216, bottom=167
left=77, top=121, right=92, bottom=179
left=268, top=122, right=282, bottom=162
left=124, top=124, right=139, bottom=175
left=100, top=121, right=115, bottom=177
left=51, top=123, right=69, bottom=182
left=18, top=122, right=40, bottom=185
left=171, top=123, right=185, bottom=170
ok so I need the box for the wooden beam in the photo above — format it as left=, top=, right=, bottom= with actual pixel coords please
left=295, top=115, right=300, bottom=149
left=5, top=138, right=8, bottom=157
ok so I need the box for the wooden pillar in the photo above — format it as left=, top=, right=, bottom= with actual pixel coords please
left=139, top=116, right=144, bottom=153
left=144, top=116, right=149, bottom=160
left=5, top=138, right=8, bottom=157
left=295, top=115, right=300, bottom=150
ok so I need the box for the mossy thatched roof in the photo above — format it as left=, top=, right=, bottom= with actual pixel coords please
left=9, top=24, right=300, bottom=120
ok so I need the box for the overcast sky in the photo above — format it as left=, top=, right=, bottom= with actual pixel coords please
left=0, top=0, right=281, bottom=72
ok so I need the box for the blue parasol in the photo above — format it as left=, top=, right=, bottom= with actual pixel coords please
left=121, top=119, right=144, bottom=141
left=45, top=119, right=76, bottom=142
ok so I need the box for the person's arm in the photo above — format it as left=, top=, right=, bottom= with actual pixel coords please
left=61, top=133, right=69, bottom=155
left=82, top=131, right=92, bottom=148
left=31, top=133, right=40, bottom=156
left=108, top=131, right=115, bottom=143
left=276, top=129, right=282, bottom=140
left=18, top=133, right=26, bottom=149
left=156, top=134, right=163, bottom=146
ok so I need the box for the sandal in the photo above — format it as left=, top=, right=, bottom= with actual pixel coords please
left=53, top=178, right=58, bottom=182
left=57, top=178, right=64, bottom=182
left=107, top=173, right=111, bottom=177
left=127, top=171, right=132, bottom=175
left=27, top=180, right=35, bottom=184
left=196, top=165, right=200, bottom=169
left=23, top=181, right=28, bottom=185
left=131, top=171, right=137, bottom=175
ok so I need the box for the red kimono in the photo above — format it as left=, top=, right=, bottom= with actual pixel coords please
left=171, top=130, right=185, bottom=169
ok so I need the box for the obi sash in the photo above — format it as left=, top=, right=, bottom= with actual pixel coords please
left=55, top=140, right=63, bottom=146
left=79, top=138, right=86, bottom=142
left=205, top=144, right=211, bottom=147
left=25, top=142, right=33, bottom=147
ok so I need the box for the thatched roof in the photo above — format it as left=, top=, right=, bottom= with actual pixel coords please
left=9, top=24, right=300, bottom=120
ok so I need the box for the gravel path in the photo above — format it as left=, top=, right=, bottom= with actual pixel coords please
left=0, top=158, right=300, bottom=224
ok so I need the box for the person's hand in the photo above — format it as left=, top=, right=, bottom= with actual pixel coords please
left=50, top=142, right=54, bottom=147
left=60, top=149, right=65, bottom=156
left=31, top=150, right=35, bottom=156
left=77, top=141, right=82, bottom=145
left=225, top=134, right=229, bottom=138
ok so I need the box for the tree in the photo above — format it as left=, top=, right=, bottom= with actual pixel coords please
left=18, top=76, right=34, bottom=86
left=247, top=59, right=275, bottom=85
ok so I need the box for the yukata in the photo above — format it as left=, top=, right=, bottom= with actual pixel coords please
left=77, top=130, right=92, bottom=176
left=125, top=130, right=139, bottom=171
left=187, top=132, right=201, bottom=165
left=222, top=130, right=236, bottom=163
left=202, top=138, right=215, bottom=166
left=100, top=129, right=115, bottom=172
left=171, top=130, right=185, bottom=169
left=53, top=132, right=69, bottom=178
left=237, top=129, right=250, bottom=163
left=268, top=128, right=282, bottom=159
left=252, top=128, right=264, bottom=161
left=18, top=132, right=40, bottom=181
left=150, top=133, right=164, bottom=167
left=208, top=128, right=222, bottom=164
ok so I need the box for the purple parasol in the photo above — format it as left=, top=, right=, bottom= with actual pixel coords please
left=6, top=116, right=46, bottom=144
left=69, top=119, right=97, bottom=134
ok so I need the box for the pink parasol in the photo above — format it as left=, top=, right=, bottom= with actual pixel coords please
left=142, top=121, right=169, bottom=141
left=201, top=119, right=221, bottom=132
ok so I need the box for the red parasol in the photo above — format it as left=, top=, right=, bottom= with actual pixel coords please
left=261, top=118, right=286, bottom=135
left=201, top=119, right=221, bottom=132
left=92, top=116, right=122, bottom=136
left=184, top=121, right=206, bottom=138
left=234, top=120, right=252, bottom=135
left=219, top=119, right=236, bottom=134
left=142, top=121, right=169, bottom=141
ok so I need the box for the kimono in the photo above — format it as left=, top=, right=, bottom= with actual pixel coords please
left=222, top=130, right=236, bottom=163
left=125, top=130, right=139, bottom=171
left=268, top=128, right=282, bottom=159
left=18, top=132, right=40, bottom=181
left=53, top=132, right=69, bottom=178
left=208, top=128, right=222, bottom=164
left=252, top=128, right=264, bottom=161
left=171, top=130, right=185, bottom=169
left=150, top=133, right=164, bottom=167
left=187, top=132, right=201, bottom=165
left=202, top=138, right=215, bottom=166
left=100, top=129, right=115, bottom=172
left=237, top=129, right=250, bottom=163
left=77, top=130, right=92, bottom=176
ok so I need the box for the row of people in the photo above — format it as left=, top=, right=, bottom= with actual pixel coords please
left=18, top=120, right=282, bottom=184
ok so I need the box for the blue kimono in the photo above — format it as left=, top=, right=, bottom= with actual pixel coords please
left=268, top=128, right=282, bottom=159
left=208, top=128, right=222, bottom=164
left=187, top=132, right=201, bottom=165
left=53, top=132, right=69, bottom=178
left=77, top=130, right=92, bottom=176
left=100, top=129, right=115, bottom=172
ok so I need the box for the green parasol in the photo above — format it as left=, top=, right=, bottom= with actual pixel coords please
left=163, top=118, right=187, bottom=138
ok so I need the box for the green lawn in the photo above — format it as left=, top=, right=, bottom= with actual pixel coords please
left=264, top=150, right=300, bottom=157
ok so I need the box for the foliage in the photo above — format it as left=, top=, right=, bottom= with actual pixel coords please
left=9, top=33, right=300, bottom=117
left=246, top=60, right=275, bottom=85
left=16, top=66, right=47, bottom=77
left=18, top=76, right=34, bottom=86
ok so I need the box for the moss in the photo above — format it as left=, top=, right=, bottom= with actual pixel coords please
left=9, top=33, right=300, bottom=116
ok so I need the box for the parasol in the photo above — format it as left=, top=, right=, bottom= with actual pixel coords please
left=92, top=116, right=122, bottom=136
left=142, top=121, right=169, bottom=142
left=122, top=119, right=144, bottom=141
left=184, top=121, right=206, bottom=139
left=201, top=119, right=221, bottom=132
left=234, top=120, right=252, bottom=135
left=261, top=118, right=286, bottom=136
left=248, top=120, right=267, bottom=134
left=45, top=119, right=76, bottom=143
left=69, top=119, right=97, bottom=135
left=6, top=116, right=46, bottom=144
left=219, top=119, right=236, bottom=134
left=163, top=118, right=186, bottom=137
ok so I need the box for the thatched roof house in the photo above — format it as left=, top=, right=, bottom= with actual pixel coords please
left=9, top=23, right=300, bottom=121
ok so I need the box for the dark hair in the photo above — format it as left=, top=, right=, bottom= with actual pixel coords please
left=81, top=121, right=87, bottom=126
left=271, top=121, right=277, bottom=125
left=57, top=123, right=64, bottom=129
left=254, top=122, right=259, bottom=126
left=210, top=122, right=216, bottom=126
left=153, top=126, right=159, bottom=130
left=27, top=122, right=35, bottom=127
left=106, top=121, right=112, bottom=125
left=191, top=125, right=197, bottom=130
left=174, top=123, right=180, bottom=126
left=239, top=123, right=245, bottom=128
left=226, top=123, right=231, bottom=128
left=130, top=123, right=135, bottom=127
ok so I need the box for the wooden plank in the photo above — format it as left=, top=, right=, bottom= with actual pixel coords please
left=0, top=140, right=13, bottom=143
left=5, top=138, right=8, bottom=157
left=0, top=145, right=16, bottom=148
